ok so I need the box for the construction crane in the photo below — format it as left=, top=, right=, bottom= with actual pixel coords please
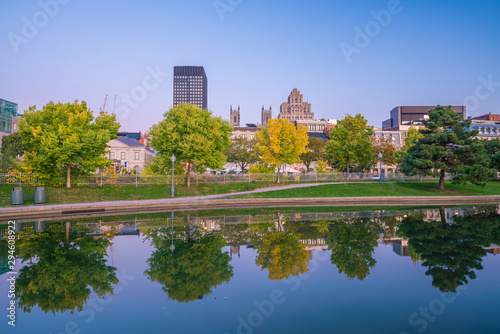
left=100, top=94, right=108, bottom=114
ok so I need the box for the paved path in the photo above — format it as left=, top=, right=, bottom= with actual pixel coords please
left=1, top=182, right=500, bottom=222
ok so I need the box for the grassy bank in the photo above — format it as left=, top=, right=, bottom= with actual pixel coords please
left=237, top=181, right=500, bottom=198
left=0, top=182, right=276, bottom=207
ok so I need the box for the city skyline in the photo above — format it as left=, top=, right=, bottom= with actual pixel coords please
left=1, top=0, right=500, bottom=132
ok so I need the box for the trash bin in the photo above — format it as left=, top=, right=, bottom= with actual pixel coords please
left=11, top=187, right=24, bottom=205
left=34, top=186, right=46, bottom=204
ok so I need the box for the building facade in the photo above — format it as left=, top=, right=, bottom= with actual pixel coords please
left=469, top=120, right=500, bottom=140
left=173, top=66, right=207, bottom=110
left=278, top=89, right=313, bottom=122
left=0, top=99, right=19, bottom=149
left=106, top=137, right=154, bottom=173
left=382, top=106, right=466, bottom=130
left=471, top=113, right=500, bottom=122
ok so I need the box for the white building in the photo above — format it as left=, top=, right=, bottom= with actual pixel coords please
left=106, top=137, right=154, bottom=173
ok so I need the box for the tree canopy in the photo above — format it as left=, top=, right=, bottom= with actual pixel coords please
left=147, top=104, right=232, bottom=187
left=17, top=101, right=119, bottom=187
left=395, top=126, right=423, bottom=165
left=482, top=138, right=500, bottom=172
left=326, top=114, right=375, bottom=173
left=400, top=106, right=495, bottom=190
left=300, top=137, right=326, bottom=172
left=0, top=132, right=26, bottom=172
left=225, top=136, right=258, bottom=173
left=255, top=118, right=308, bottom=182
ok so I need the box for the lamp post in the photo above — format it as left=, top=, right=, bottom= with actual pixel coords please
left=378, top=152, right=383, bottom=182
left=170, top=154, right=176, bottom=197
left=170, top=211, right=175, bottom=252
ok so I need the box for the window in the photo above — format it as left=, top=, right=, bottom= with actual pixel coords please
left=121, top=152, right=125, bottom=160
left=110, top=152, right=115, bottom=159
left=135, top=152, right=139, bottom=160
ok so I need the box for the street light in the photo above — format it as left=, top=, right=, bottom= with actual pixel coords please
left=170, top=154, right=176, bottom=197
left=378, top=152, right=383, bottom=182
left=170, top=211, right=175, bottom=252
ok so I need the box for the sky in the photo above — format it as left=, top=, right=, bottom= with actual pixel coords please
left=1, top=0, right=500, bottom=132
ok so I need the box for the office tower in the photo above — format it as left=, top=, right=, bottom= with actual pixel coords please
left=278, top=88, right=313, bottom=122
left=173, top=66, right=208, bottom=110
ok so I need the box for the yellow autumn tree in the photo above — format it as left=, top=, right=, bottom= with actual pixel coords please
left=255, top=118, right=309, bottom=183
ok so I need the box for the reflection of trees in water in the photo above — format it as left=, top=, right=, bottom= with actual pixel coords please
left=16, top=224, right=118, bottom=314
left=326, top=219, right=379, bottom=281
left=254, top=230, right=310, bottom=281
left=398, top=207, right=500, bottom=293
left=144, top=223, right=233, bottom=303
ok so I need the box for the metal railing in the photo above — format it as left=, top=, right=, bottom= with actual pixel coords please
left=0, top=172, right=454, bottom=187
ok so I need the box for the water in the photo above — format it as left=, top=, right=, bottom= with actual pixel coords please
left=1, top=205, right=500, bottom=334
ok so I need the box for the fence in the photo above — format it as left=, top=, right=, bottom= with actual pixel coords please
left=0, top=172, right=453, bottom=187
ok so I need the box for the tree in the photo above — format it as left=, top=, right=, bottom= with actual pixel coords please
left=17, top=101, right=119, bottom=188
left=144, top=225, right=233, bottom=302
left=16, top=225, right=118, bottom=314
left=482, top=138, right=500, bottom=172
left=147, top=104, right=232, bottom=187
left=326, top=218, right=379, bottom=281
left=372, top=136, right=397, bottom=166
left=0, top=132, right=26, bottom=172
left=400, top=106, right=496, bottom=190
left=300, top=137, right=326, bottom=172
left=395, top=126, right=424, bottom=165
left=225, top=136, right=258, bottom=173
left=326, top=114, right=376, bottom=173
left=255, top=118, right=309, bottom=183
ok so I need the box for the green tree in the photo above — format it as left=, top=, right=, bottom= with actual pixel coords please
left=372, top=136, right=397, bottom=166
left=395, top=126, right=424, bottom=165
left=144, top=225, right=233, bottom=302
left=225, top=136, right=258, bottom=173
left=0, top=132, right=26, bottom=172
left=17, top=101, right=119, bottom=188
left=400, top=106, right=496, bottom=190
left=254, top=230, right=310, bottom=281
left=255, top=118, right=309, bottom=183
left=147, top=104, right=232, bottom=187
left=326, top=114, right=376, bottom=173
left=482, top=138, right=500, bottom=172
left=16, top=225, right=118, bottom=314
left=326, top=219, right=379, bottom=281
left=300, top=137, right=326, bottom=172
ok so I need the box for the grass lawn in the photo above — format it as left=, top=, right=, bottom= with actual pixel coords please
left=237, top=181, right=500, bottom=198
left=0, top=182, right=277, bottom=207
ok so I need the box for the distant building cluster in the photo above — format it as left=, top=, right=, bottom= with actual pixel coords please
left=0, top=99, right=19, bottom=149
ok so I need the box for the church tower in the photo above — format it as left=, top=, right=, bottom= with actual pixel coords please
left=261, top=106, right=272, bottom=128
left=230, top=105, right=240, bottom=127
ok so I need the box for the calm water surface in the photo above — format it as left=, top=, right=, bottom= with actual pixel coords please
left=1, top=205, right=500, bottom=334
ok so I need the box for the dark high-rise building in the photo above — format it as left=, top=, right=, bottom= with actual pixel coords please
left=173, top=66, right=207, bottom=110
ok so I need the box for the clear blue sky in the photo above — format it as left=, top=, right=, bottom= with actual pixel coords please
left=1, top=0, right=500, bottom=132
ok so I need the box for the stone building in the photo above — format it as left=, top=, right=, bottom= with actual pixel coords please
left=261, top=106, right=272, bottom=128
left=106, top=137, right=154, bottom=173
left=278, top=89, right=313, bottom=122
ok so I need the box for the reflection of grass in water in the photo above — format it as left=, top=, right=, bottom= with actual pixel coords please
left=0, top=240, right=8, bottom=275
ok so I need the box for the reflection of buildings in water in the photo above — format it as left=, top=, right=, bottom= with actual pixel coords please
left=485, top=244, right=500, bottom=255
left=230, top=245, right=240, bottom=258
left=392, top=239, right=409, bottom=257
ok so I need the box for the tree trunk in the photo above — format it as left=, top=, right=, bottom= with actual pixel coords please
left=66, top=222, right=70, bottom=245
left=66, top=164, right=71, bottom=188
left=439, top=206, right=447, bottom=224
left=277, top=166, right=281, bottom=184
left=346, top=157, right=350, bottom=175
left=438, top=169, right=446, bottom=190
left=187, top=163, right=191, bottom=188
